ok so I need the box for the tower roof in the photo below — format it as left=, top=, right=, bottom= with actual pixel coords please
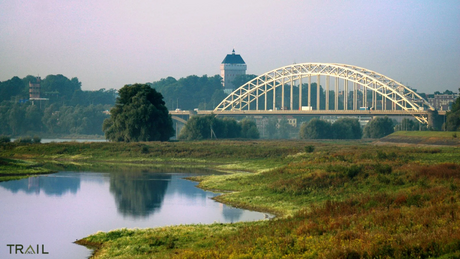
left=221, top=49, right=245, bottom=64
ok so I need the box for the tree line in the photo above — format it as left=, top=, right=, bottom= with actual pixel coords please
left=0, top=75, right=116, bottom=136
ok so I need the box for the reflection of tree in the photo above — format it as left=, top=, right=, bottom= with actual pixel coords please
left=0, top=175, right=80, bottom=196
left=109, top=173, right=171, bottom=218
left=222, top=205, right=243, bottom=223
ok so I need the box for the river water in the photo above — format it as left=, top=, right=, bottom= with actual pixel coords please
left=0, top=171, right=266, bottom=259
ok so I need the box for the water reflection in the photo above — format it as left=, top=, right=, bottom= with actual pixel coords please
left=0, top=170, right=247, bottom=221
left=0, top=171, right=266, bottom=259
left=0, top=175, right=80, bottom=195
left=110, top=173, right=171, bottom=218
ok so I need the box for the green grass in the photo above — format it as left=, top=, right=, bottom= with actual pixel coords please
left=74, top=142, right=460, bottom=258
left=0, top=157, right=55, bottom=181
left=2, top=139, right=460, bottom=258
left=392, top=130, right=460, bottom=138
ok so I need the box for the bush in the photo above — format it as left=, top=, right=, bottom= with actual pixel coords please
left=14, top=136, right=33, bottom=144
left=363, top=117, right=394, bottom=138
left=299, top=119, right=332, bottom=139
left=346, top=165, right=363, bottom=179
left=0, top=135, right=11, bottom=143
left=374, top=163, right=392, bottom=174
left=32, top=136, right=41, bottom=144
left=305, top=145, right=315, bottom=153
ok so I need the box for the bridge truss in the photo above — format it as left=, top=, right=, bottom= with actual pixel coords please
left=214, top=63, right=434, bottom=124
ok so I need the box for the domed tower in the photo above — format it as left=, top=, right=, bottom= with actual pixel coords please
left=220, top=49, right=247, bottom=94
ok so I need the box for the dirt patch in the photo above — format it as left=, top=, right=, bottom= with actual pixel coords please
left=376, top=134, right=460, bottom=147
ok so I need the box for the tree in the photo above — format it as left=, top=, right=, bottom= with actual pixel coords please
left=178, top=114, right=215, bottom=140
left=277, top=117, right=291, bottom=139
left=103, top=84, right=174, bottom=142
left=8, top=104, right=25, bottom=135
left=179, top=115, right=259, bottom=140
left=395, top=118, right=421, bottom=131
left=299, top=118, right=332, bottom=139
left=0, top=76, right=25, bottom=102
left=363, top=117, right=394, bottom=138
left=331, top=118, right=362, bottom=139
left=445, top=90, right=460, bottom=131
left=240, top=118, right=260, bottom=139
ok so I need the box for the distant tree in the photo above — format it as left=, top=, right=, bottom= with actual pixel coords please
left=363, top=117, right=394, bottom=138
left=0, top=106, right=11, bottom=134
left=179, top=114, right=215, bottom=140
left=0, top=76, right=25, bottom=102
left=220, top=117, right=242, bottom=138
left=277, top=117, right=291, bottom=139
left=240, top=118, right=260, bottom=139
left=445, top=90, right=460, bottom=131
left=299, top=119, right=332, bottom=139
left=8, top=104, right=25, bottom=136
left=331, top=118, right=362, bottom=139
left=24, top=105, right=44, bottom=132
left=103, top=84, right=174, bottom=142
left=151, top=75, right=224, bottom=111
left=265, top=117, right=278, bottom=139
left=179, top=115, right=259, bottom=140
left=395, top=118, right=421, bottom=131
left=231, top=74, right=257, bottom=89
left=41, top=74, right=81, bottom=101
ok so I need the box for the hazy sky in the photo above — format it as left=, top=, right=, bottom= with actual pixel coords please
left=1, top=0, right=459, bottom=93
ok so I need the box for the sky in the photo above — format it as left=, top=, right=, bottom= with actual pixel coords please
left=0, top=0, right=459, bottom=94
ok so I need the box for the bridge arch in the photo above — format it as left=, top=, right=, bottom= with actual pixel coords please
left=214, top=63, right=434, bottom=124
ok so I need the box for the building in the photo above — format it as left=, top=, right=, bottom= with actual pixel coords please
left=220, top=49, right=247, bottom=94
left=427, top=93, right=459, bottom=111
left=29, top=76, right=41, bottom=99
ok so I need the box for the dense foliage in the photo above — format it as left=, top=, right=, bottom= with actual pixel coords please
left=66, top=142, right=460, bottom=259
left=445, top=91, right=460, bottom=131
left=178, top=114, right=259, bottom=140
left=0, top=75, right=116, bottom=136
left=394, top=118, right=422, bottom=131
left=363, top=116, right=394, bottom=138
left=149, top=75, right=227, bottom=111
left=299, top=118, right=362, bottom=139
left=103, top=84, right=174, bottom=142
left=299, top=118, right=332, bottom=139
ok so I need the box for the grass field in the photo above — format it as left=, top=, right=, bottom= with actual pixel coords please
left=2, top=134, right=460, bottom=258
left=74, top=141, right=460, bottom=258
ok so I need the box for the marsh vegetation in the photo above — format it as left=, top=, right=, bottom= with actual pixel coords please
left=1, top=136, right=460, bottom=258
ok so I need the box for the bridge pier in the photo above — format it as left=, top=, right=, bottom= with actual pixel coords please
left=427, top=110, right=444, bottom=130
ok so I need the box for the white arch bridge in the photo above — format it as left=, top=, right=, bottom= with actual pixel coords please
left=213, top=63, right=435, bottom=124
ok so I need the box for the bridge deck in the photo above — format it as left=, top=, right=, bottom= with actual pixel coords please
left=170, top=110, right=446, bottom=117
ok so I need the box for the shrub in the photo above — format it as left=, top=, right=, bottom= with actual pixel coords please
left=346, top=165, right=363, bottom=179
left=374, top=163, right=392, bottom=174
left=0, top=135, right=11, bottom=143
left=32, top=136, right=41, bottom=144
left=304, top=145, right=315, bottom=153
left=14, top=136, right=33, bottom=144
left=141, top=145, right=149, bottom=154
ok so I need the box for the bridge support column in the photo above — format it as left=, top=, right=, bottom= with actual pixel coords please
left=317, top=75, right=320, bottom=110
left=427, top=110, right=443, bottom=130
left=326, top=75, right=330, bottom=110
left=335, top=77, right=338, bottom=110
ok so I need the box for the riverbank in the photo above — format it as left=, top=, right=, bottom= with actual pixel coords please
left=0, top=140, right=309, bottom=181
left=1, top=137, right=460, bottom=258
left=0, top=157, right=55, bottom=182
left=74, top=141, right=460, bottom=258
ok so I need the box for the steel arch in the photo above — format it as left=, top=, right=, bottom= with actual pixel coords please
left=214, top=63, right=434, bottom=124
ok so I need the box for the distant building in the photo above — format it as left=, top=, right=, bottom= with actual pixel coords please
left=220, top=49, right=247, bottom=94
left=427, top=93, right=458, bottom=110
left=29, top=76, right=41, bottom=99
left=29, top=76, right=49, bottom=106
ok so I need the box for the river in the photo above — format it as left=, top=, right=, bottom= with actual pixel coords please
left=0, top=171, right=266, bottom=259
